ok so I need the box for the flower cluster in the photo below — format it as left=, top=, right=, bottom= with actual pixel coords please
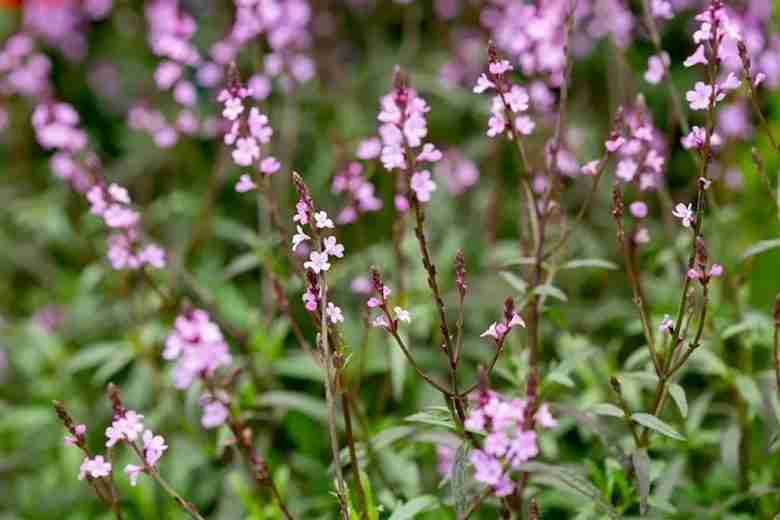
left=687, top=237, right=724, bottom=284
left=480, top=298, right=525, bottom=345
left=87, top=183, right=166, bottom=270
left=103, top=406, right=167, bottom=487
left=127, top=0, right=216, bottom=147
left=377, top=69, right=442, bottom=209
left=465, top=388, right=557, bottom=497
left=366, top=268, right=411, bottom=331
left=474, top=47, right=536, bottom=140
left=22, top=0, right=112, bottom=61
left=601, top=102, right=667, bottom=192
left=434, top=150, right=480, bottom=196
left=683, top=1, right=742, bottom=113
left=219, top=69, right=281, bottom=192
left=210, top=0, right=314, bottom=94
left=0, top=34, right=50, bottom=101
left=330, top=160, right=382, bottom=225
left=480, top=0, right=580, bottom=87
left=163, top=308, right=232, bottom=428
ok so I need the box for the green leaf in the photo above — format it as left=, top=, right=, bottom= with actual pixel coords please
left=257, top=391, right=342, bottom=429
left=499, top=271, right=528, bottom=294
left=742, top=238, right=780, bottom=259
left=631, top=413, right=685, bottom=441
left=405, top=407, right=455, bottom=430
left=668, top=384, right=688, bottom=419
left=632, top=448, right=651, bottom=515
left=388, top=495, right=440, bottom=520
left=532, top=284, right=568, bottom=302
left=517, top=462, right=620, bottom=518
left=561, top=258, right=619, bottom=270
left=769, top=431, right=780, bottom=453
left=734, top=374, right=762, bottom=409
left=223, top=252, right=261, bottom=280
left=451, top=443, right=472, bottom=517
left=590, top=403, right=625, bottom=418
left=65, top=342, right=125, bottom=373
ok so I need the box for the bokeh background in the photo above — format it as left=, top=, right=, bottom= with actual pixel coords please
left=2, top=0, right=780, bottom=518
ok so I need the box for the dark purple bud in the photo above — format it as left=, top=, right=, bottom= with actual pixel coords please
left=455, top=250, right=467, bottom=297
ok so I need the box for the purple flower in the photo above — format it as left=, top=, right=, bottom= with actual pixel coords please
left=201, top=400, right=229, bottom=429
left=235, top=174, right=257, bottom=193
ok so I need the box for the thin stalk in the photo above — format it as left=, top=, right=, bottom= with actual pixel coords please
left=129, top=442, right=205, bottom=520
left=318, top=276, right=350, bottom=518
left=341, top=392, right=368, bottom=520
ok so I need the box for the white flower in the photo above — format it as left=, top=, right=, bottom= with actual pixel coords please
left=394, top=306, right=411, bottom=323
left=314, top=211, right=334, bottom=229
left=326, top=302, right=344, bottom=324
left=322, top=236, right=344, bottom=258
left=292, top=226, right=310, bottom=252
left=304, top=251, right=331, bottom=273
left=672, top=203, right=695, bottom=228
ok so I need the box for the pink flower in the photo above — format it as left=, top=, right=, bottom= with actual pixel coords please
left=672, top=203, right=695, bottom=228
left=719, top=72, right=741, bottom=91
left=535, top=403, right=558, bottom=428
left=142, top=430, right=167, bottom=467
left=645, top=53, right=669, bottom=84
left=660, top=315, right=674, bottom=333
left=222, top=96, right=244, bottom=121
left=201, top=400, right=229, bottom=429
left=683, top=45, right=708, bottom=68
left=367, top=297, right=381, bottom=309
left=473, top=73, right=495, bottom=94
left=581, top=160, right=600, bottom=176
left=616, top=159, right=638, bottom=182
left=505, top=85, right=529, bottom=113
left=489, top=59, right=513, bottom=75
left=322, top=236, right=344, bottom=258
left=514, top=115, right=535, bottom=135
left=124, top=464, right=143, bottom=486
left=232, top=137, right=260, bottom=166
left=394, top=306, right=411, bottom=323
left=235, top=174, right=257, bottom=193
left=411, top=170, right=437, bottom=202
left=629, top=201, right=648, bottom=219
left=79, top=455, right=112, bottom=480
left=371, top=315, right=390, bottom=328
left=651, top=0, right=673, bottom=19
left=709, top=263, right=724, bottom=277
left=686, top=82, right=723, bottom=111
left=292, top=226, right=310, bottom=252
left=314, top=211, right=334, bottom=229
left=326, top=302, right=344, bottom=324
left=605, top=135, right=625, bottom=152
left=248, top=108, right=273, bottom=144
left=302, top=289, right=318, bottom=311
left=417, top=143, right=442, bottom=163
left=304, top=251, right=331, bottom=273
left=260, top=156, right=281, bottom=175
left=356, top=137, right=382, bottom=160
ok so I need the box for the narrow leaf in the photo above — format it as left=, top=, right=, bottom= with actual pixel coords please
left=632, top=448, right=651, bottom=515
left=590, top=403, right=625, bottom=418
left=742, top=238, right=780, bottom=259
left=388, top=495, right=440, bottom=519
left=561, top=258, right=619, bottom=270
left=631, top=413, right=685, bottom=441
left=668, top=384, right=688, bottom=419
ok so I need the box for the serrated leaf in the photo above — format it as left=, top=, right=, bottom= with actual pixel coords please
left=742, top=238, right=780, bottom=259
left=631, top=413, right=685, bottom=441
left=388, top=495, right=440, bottom=520
left=632, top=448, right=651, bottom=515
left=532, top=284, right=568, bottom=302
left=668, top=384, right=688, bottom=419
left=561, top=258, right=619, bottom=270
left=590, top=403, right=625, bottom=418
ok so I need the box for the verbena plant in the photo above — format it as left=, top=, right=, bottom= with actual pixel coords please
left=2, top=0, right=780, bottom=518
